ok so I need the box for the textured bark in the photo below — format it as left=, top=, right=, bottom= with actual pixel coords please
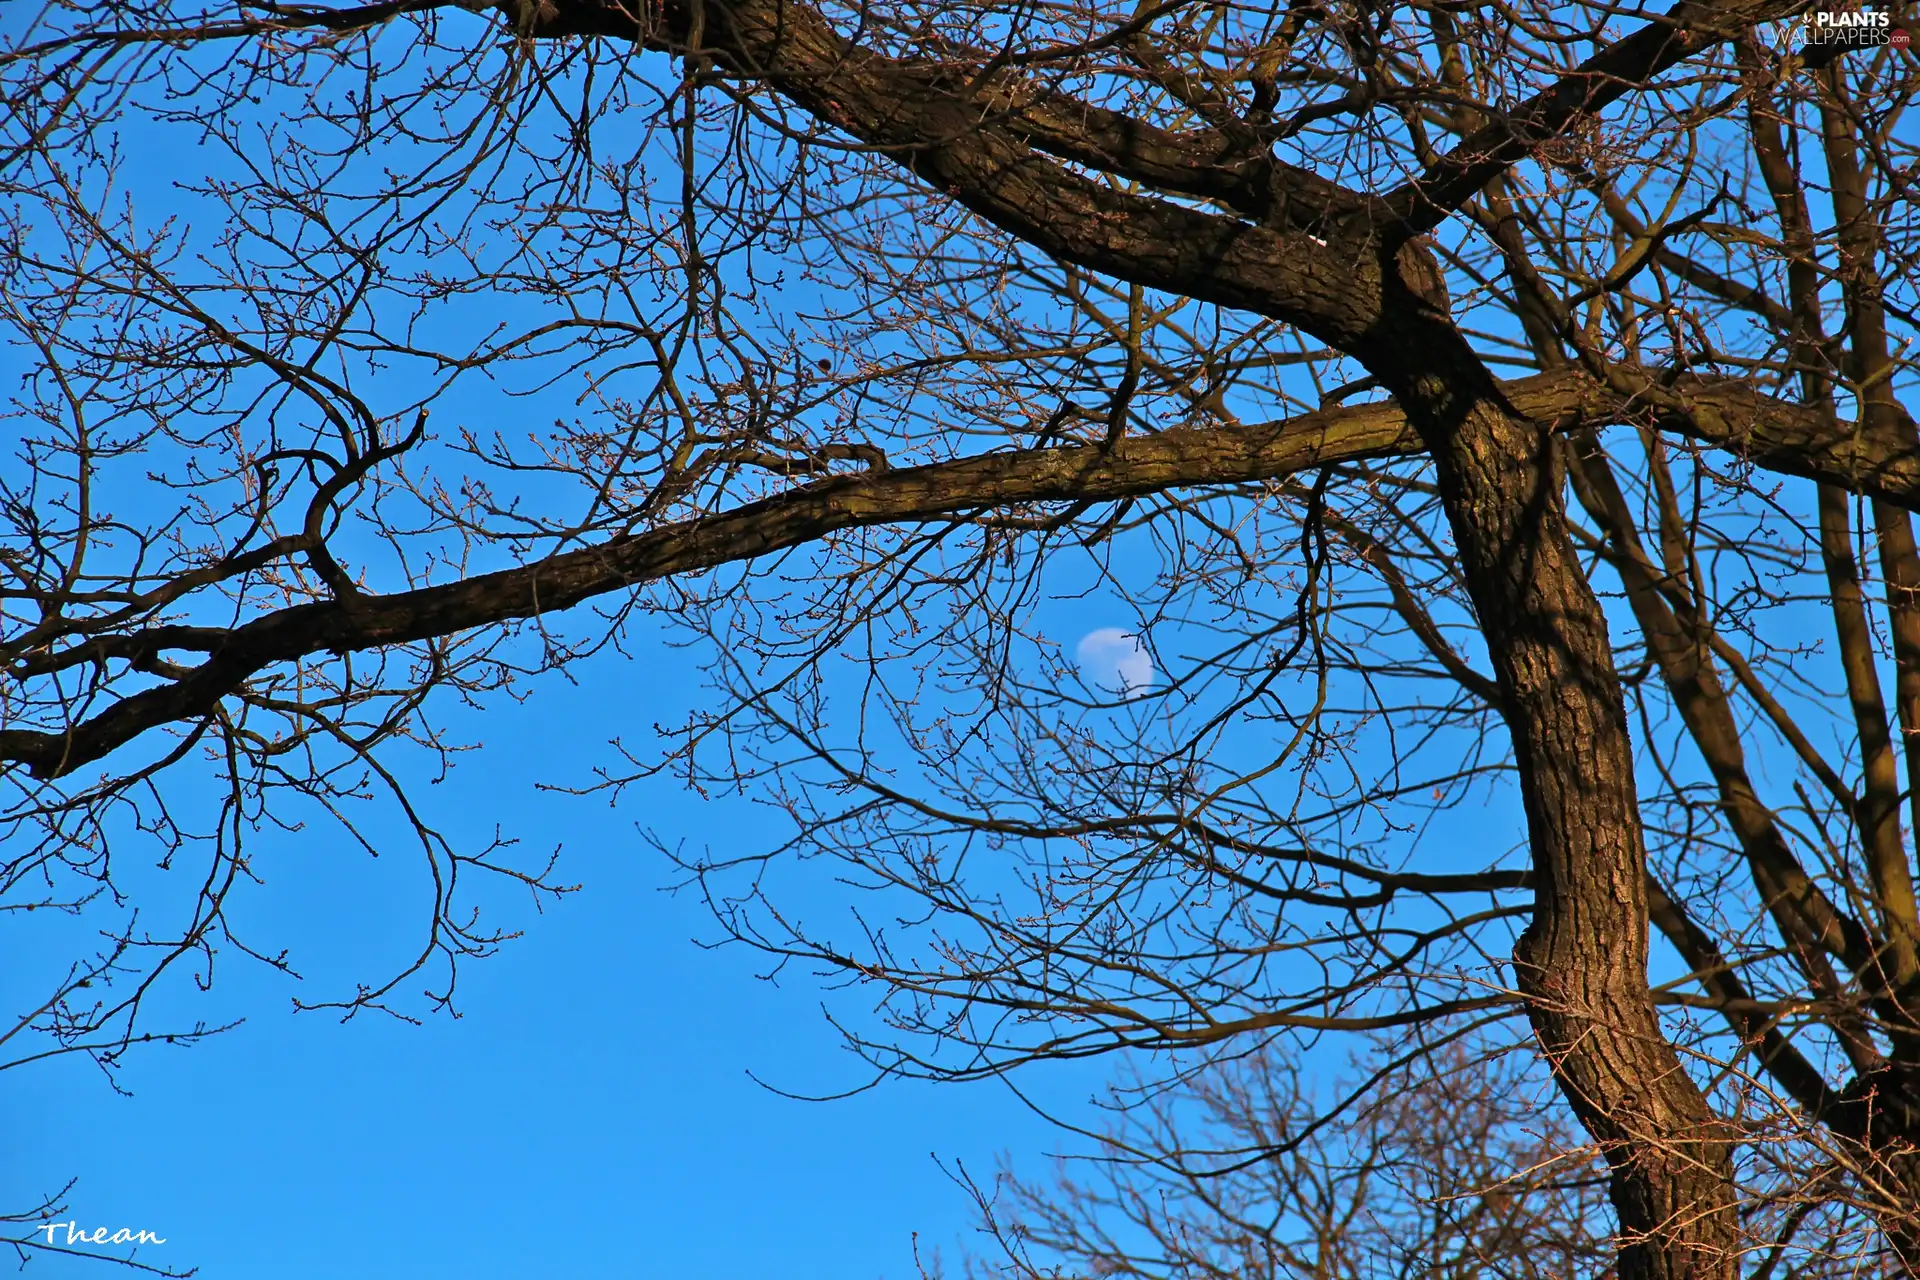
left=6, top=1, right=1869, bottom=1268
left=1353, top=297, right=1736, bottom=1278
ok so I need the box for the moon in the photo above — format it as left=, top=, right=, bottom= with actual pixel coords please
left=1075, top=628, right=1154, bottom=696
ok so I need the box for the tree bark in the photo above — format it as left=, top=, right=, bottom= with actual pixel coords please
left=1355, top=275, right=1736, bottom=1278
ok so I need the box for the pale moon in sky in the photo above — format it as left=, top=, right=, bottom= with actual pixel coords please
left=1075, top=628, right=1154, bottom=695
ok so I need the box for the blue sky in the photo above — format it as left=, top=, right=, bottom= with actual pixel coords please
left=6, top=631, right=1110, bottom=1279
left=0, top=6, right=1646, bottom=1273
left=0, top=21, right=1178, bottom=1268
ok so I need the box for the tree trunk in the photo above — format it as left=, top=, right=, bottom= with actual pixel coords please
left=1356, top=281, right=1736, bottom=1278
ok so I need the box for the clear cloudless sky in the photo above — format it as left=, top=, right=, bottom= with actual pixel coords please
left=0, top=17, right=1218, bottom=1274
left=6, top=615, right=1115, bottom=1279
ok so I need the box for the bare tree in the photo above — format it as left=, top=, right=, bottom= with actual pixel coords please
left=2, top=0, right=1917, bottom=1274
left=944, top=1035, right=1616, bottom=1280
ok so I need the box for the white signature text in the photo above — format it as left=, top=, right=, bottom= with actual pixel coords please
left=36, top=1220, right=167, bottom=1247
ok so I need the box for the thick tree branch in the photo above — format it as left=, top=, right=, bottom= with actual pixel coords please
left=1383, top=0, right=1806, bottom=234
left=4, top=367, right=1901, bottom=782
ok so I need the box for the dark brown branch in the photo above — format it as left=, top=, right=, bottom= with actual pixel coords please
left=1383, top=0, right=1805, bottom=235
left=5, top=366, right=1902, bottom=782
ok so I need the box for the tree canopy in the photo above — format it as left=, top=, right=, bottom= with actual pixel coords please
left=3, top=0, right=1918, bottom=1274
